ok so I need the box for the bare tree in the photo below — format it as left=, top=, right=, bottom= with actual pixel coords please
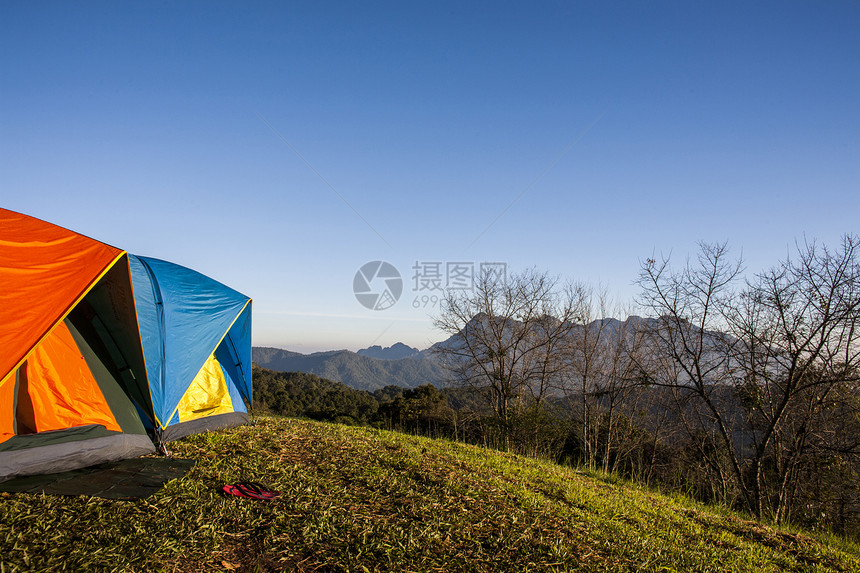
left=433, top=268, right=582, bottom=450
left=596, top=313, right=653, bottom=475
left=556, top=284, right=606, bottom=468
left=726, top=236, right=860, bottom=522
left=636, top=242, right=747, bottom=504
left=559, top=288, right=650, bottom=473
left=637, top=237, right=860, bottom=522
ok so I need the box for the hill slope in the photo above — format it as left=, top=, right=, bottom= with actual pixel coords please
left=2, top=416, right=858, bottom=572
left=252, top=346, right=446, bottom=390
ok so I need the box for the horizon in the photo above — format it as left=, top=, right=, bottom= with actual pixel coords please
left=260, top=314, right=652, bottom=354
left=255, top=341, right=430, bottom=355
left=3, top=2, right=858, bottom=351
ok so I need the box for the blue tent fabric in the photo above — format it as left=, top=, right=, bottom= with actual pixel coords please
left=128, top=255, right=252, bottom=432
left=215, top=303, right=253, bottom=406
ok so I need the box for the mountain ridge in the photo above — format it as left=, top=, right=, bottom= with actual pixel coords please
left=254, top=314, right=727, bottom=392
left=252, top=345, right=446, bottom=390
left=356, top=342, right=420, bottom=360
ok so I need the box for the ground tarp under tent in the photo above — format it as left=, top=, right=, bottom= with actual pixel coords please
left=128, top=255, right=253, bottom=444
left=0, top=456, right=196, bottom=499
left=0, top=209, right=156, bottom=482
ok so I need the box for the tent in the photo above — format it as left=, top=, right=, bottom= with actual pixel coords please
left=1, top=209, right=253, bottom=481
left=128, top=255, right=252, bottom=444
left=1, top=209, right=155, bottom=481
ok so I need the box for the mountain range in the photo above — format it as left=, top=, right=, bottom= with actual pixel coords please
left=253, top=315, right=727, bottom=392
left=252, top=345, right=446, bottom=391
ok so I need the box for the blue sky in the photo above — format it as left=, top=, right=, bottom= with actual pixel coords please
left=2, top=2, right=858, bottom=352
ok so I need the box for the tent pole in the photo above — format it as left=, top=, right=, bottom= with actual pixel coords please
left=155, top=425, right=170, bottom=457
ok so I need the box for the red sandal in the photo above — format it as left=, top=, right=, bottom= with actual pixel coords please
left=219, top=482, right=281, bottom=500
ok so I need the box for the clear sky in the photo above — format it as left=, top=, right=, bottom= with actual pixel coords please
left=2, top=2, right=858, bottom=353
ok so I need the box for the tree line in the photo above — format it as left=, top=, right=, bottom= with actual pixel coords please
left=254, top=235, right=860, bottom=539
left=431, top=235, right=860, bottom=538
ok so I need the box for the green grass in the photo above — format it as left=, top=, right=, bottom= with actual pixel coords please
left=2, top=415, right=859, bottom=572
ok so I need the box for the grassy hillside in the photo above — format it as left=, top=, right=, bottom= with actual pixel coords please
left=2, top=416, right=859, bottom=572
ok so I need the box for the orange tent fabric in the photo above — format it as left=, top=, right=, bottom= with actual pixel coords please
left=15, top=321, right=121, bottom=435
left=0, top=371, right=14, bottom=444
left=0, top=209, right=123, bottom=382
left=0, top=210, right=158, bottom=481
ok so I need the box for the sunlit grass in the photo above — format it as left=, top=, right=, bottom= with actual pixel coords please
left=2, top=415, right=859, bottom=572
